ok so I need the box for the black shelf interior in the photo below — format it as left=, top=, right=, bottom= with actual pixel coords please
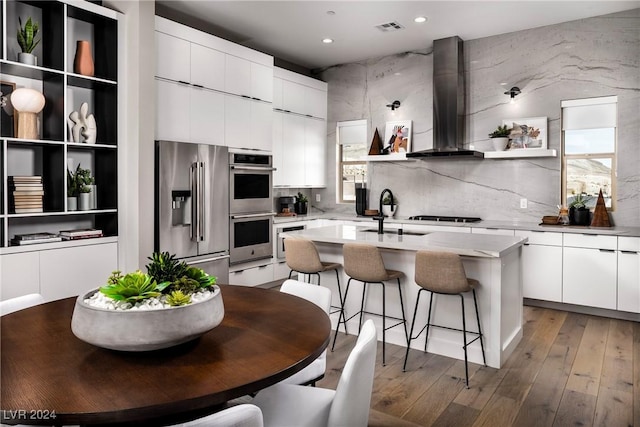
left=67, top=79, right=117, bottom=145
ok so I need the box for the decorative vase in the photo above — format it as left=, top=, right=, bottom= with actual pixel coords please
left=79, top=192, right=91, bottom=211
left=382, top=204, right=396, bottom=217
left=491, top=137, right=509, bottom=151
left=89, top=184, right=97, bottom=209
left=574, top=208, right=591, bottom=226
left=71, top=286, right=225, bottom=351
left=73, top=40, right=94, bottom=77
left=18, top=52, right=36, bottom=66
left=67, top=196, right=77, bottom=212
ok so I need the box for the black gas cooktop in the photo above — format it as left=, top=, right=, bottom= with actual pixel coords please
left=408, top=215, right=482, bottom=223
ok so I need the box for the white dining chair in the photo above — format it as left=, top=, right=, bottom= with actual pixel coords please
left=252, top=319, right=377, bottom=427
left=0, top=293, right=45, bottom=316
left=278, top=279, right=332, bottom=386
left=169, top=404, right=263, bottom=427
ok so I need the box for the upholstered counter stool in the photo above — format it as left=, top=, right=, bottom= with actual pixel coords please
left=403, top=250, right=486, bottom=388
left=334, top=243, right=408, bottom=365
left=284, top=237, right=347, bottom=337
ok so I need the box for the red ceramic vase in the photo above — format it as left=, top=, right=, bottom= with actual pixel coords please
left=74, top=40, right=95, bottom=77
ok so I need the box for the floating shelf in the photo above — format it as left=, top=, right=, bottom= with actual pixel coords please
left=363, top=152, right=414, bottom=162
left=483, top=149, right=557, bottom=159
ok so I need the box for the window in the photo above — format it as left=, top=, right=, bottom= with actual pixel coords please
left=337, top=120, right=368, bottom=203
left=561, top=96, right=617, bottom=210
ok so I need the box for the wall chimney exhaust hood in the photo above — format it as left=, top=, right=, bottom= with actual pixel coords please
left=406, top=36, right=484, bottom=159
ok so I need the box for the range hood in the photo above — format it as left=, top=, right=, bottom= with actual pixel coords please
left=406, top=36, right=483, bottom=159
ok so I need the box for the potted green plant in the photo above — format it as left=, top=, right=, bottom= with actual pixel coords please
left=71, top=251, right=223, bottom=352
left=382, top=195, right=397, bottom=217
left=295, top=192, right=308, bottom=215
left=569, top=193, right=592, bottom=226
left=66, top=168, right=78, bottom=211
left=17, top=17, right=40, bottom=65
left=488, top=125, right=511, bottom=151
left=75, top=164, right=94, bottom=211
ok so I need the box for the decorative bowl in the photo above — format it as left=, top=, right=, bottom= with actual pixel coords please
left=71, top=285, right=224, bottom=351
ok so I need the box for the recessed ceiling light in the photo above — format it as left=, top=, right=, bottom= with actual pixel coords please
left=322, top=38, right=334, bottom=44
left=414, top=16, right=427, bottom=23
left=500, top=82, right=508, bottom=86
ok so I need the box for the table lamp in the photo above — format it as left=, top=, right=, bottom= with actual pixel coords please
left=10, top=88, right=45, bottom=140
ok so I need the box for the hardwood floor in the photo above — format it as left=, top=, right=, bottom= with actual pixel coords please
left=317, top=305, right=640, bottom=427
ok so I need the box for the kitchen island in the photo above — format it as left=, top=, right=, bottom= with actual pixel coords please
left=281, top=224, right=527, bottom=369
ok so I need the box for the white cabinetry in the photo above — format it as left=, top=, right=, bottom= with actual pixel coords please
left=229, top=262, right=274, bottom=287
left=618, top=237, right=640, bottom=313
left=155, top=17, right=273, bottom=151
left=515, top=230, right=563, bottom=302
left=273, top=67, right=327, bottom=187
left=1, top=252, right=40, bottom=300
left=562, top=234, right=617, bottom=310
left=471, top=228, right=515, bottom=236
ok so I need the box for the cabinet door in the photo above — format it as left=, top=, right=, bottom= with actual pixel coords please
left=251, top=62, right=273, bottom=102
left=224, top=95, right=251, bottom=148
left=304, top=118, right=326, bottom=187
left=273, top=77, right=283, bottom=110
left=272, top=112, right=285, bottom=186
left=307, top=87, right=327, bottom=119
left=618, top=250, right=640, bottom=313
left=471, top=228, right=515, bottom=236
left=225, top=55, right=251, bottom=97
left=250, top=101, right=273, bottom=151
left=190, top=87, right=225, bottom=145
left=155, top=32, right=190, bottom=82
left=282, top=80, right=306, bottom=115
left=1, top=252, right=40, bottom=300
left=562, top=247, right=617, bottom=309
left=281, top=114, right=306, bottom=186
left=40, top=243, right=118, bottom=301
left=522, top=244, right=562, bottom=302
left=156, top=79, right=191, bottom=142
left=229, top=263, right=273, bottom=287
left=190, top=43, right=225, bottom=92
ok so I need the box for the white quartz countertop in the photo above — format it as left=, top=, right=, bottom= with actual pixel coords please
left=274, top=213, right=640, bottom=237
left=280, top=225, right=527, bottom=258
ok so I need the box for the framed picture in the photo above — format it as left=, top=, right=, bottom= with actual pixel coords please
left=1, top=80, right=18, bottom=138
left=384, top=120, right=412, bottom=154
left=502, top=117, right=547, bottom=150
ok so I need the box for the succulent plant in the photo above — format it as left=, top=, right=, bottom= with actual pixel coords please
left=169, top=276, right=200, bottom=295
left=17, top=17, right=40, bottom=54
left=489, top=124, right=511, bottom=138
left=146, top=251, right=188, bottom=285
left=166, top=290, right=192, bottom=307
left=100, top=270, right=169, bottom=303
left=106, top=270, right=123, bottom=286
left=185, top=266, right=216, bottom=289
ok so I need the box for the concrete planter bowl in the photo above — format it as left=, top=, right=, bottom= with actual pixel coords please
left=71, top=286, right=224, bottom=351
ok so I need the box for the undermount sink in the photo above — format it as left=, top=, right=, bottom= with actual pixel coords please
left=361, top=228, right=427, bottom=236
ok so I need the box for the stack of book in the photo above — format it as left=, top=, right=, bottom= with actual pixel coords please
left=59, top=228, right=103, bottom=240
left=9, top=176, right=44, bottom=214
left=12, top=232, right=62, bottom=246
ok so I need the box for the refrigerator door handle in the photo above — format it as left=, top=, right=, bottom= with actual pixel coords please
left=190, top=162, right=199, bottom=241
left=230, top=165, right=277, bottom=172
left=187, top=254, right=231, bottom=265
left=198, top=161, right=205, bottom=241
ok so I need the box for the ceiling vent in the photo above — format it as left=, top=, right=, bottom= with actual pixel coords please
left=375, top=21, right=404, bottom=32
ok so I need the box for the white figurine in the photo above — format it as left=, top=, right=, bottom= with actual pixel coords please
left=68, top=102, right=97, bottom=144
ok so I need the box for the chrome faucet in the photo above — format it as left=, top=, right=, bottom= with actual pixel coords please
left=374, top=188, right=394, bottom=234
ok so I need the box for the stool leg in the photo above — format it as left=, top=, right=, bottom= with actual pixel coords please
left=403, top=288, right=424, bottom=372
left=315, top=272, right=321, bottom=286
left=334, top=269, right=347, bottom=335
left=424, top=292, right=434, bottom=353
left=288, top=270, right=294, bottom=280
left=460, top=294, right=469, bottom=389
left=358, top=282, right=367, bottom=334
left=332, top=277, right=353, bottom=352
left=396, top=278, right=408, bottom=345
left=381, top=281, right=387, bottom=366
left=473, top=288, right=486, bottom=366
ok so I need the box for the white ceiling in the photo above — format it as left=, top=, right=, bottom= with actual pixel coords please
left=157, top=1, right=640, bottom=70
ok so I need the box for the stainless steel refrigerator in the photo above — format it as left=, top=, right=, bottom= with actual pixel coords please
left=155, top=140, right=229, bottom=283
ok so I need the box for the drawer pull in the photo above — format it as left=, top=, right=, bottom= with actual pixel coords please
left=620, top=250, right=638, bottom=255
left=234, top=269, right=244, bottom=274
left=598, top=249, right=615, bottom=253
left=258, top=265, right=268, bottom=269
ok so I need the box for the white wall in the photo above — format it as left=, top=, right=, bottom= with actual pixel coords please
left=317, top=9, right=640, bottom=226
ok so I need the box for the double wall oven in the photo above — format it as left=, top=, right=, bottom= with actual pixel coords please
left=229, top=152, right=275, bottom=264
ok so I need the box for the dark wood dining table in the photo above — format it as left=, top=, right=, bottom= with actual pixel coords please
left=0, top=284, right=331, bottom=426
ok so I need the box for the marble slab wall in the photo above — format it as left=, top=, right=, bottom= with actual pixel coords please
left=315, top=9, right=639, bottom=226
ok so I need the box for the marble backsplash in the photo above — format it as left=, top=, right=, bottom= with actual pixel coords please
left=314, top=9, right=639, bottom=226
